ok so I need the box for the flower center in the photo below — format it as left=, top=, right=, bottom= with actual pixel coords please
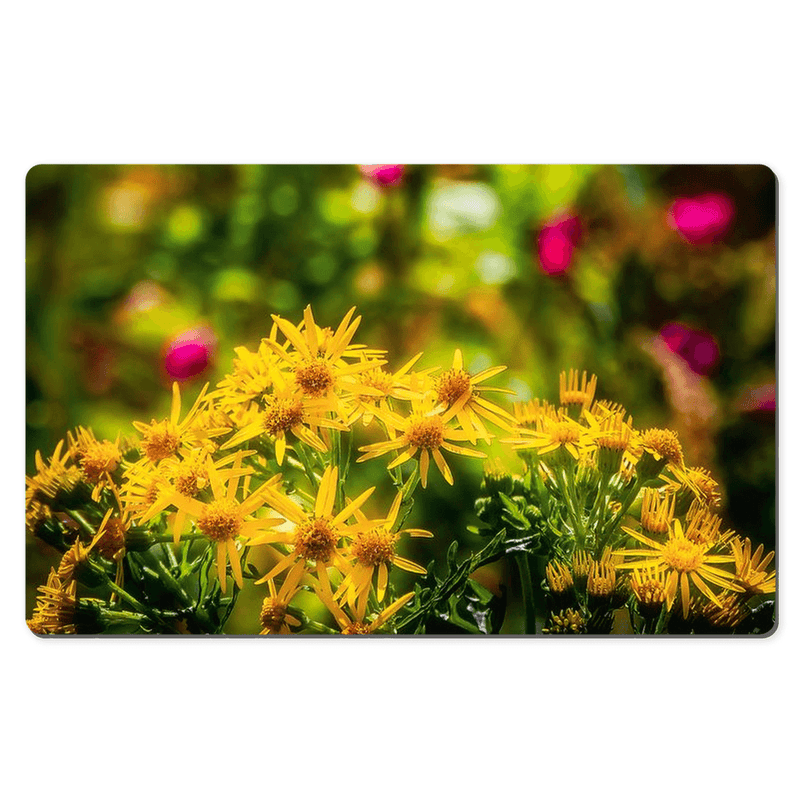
left=77, top=441, right=121, bottom=483
left=551, top=420, right=581, bottom=445
left=436, top=369, right=472, bottom=407
left=260, top=599, right=288, bottom=633
left=359, top=368, right=394, bottom=398
left=343, top=622, right=371, bottom=635
left=294, top=360, right=334, bottom=397
left=170, top=462, right=208, bottom=497
left=294, top=516, right=338, bottom=563
left=197, top=499, right=242, bottom=543
left=141, top=422, right=180, bottom=462
left=351, top=526, right=397, bottom=566
left=662, top=537, right=704, bottom=573
left=405, top=415, right=444, bottom=450
left=263, top=399, right=304, bottom=436
left=641, top=429, right=684, bottom=467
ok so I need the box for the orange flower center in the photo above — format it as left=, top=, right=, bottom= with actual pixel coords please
left=405, top=415, right=444, bottom=450
left=294, top=516, right=338, bottom=563
left=260, top=599, right=288, bottom=633
left=197, top=499, right=242, bottom=542
left=662, top=537, right=704, bottom=573
left=294, top=360, right=334, bottom=397
left=351, top=526, right=397, bottom=567
left=141, top=422, right=180, bottom=462
left=436, top=369, right=472, bottom=407
left=263, top=399, right=304, bottom=436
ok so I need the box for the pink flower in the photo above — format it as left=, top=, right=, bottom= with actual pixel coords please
left=537, top=213, right=582, bottom=275
left=358, top=164, right=405, bottom=187
left=667, top=193, right=735, bottom=245
left=659, top=322, right=720, bottom=375
left=163, top=325, right=216, bottom=381
left=738, top=384, right=775, bottom=415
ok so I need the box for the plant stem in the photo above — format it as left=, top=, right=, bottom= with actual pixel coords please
left=513, top=551, right=537, bottom=635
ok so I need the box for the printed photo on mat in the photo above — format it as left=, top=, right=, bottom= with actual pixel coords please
left=25, top=164, right=776, bottom=635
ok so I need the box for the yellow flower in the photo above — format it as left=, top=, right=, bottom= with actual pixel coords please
left=559, top=369, right=597, bottom=415
left=342, top=351, right=426, bottom=435
left=505, top=409, right=589, bottom=467
left=26, top=439, right=83, bottom=509
left=629, top=564, right=669, bottom=618
left=639, top=488, right=676, bottom=536
left=513, top=398, right=556, bottom=430
left=144, top=451, right=284, bottom=591
left=314, top=574, right=414, bottom=634
left=617, top=519, right=740, bottom=618
left=258, top=562, right=306, bottom=635
left=27, top=570, right=77, bottom=635
left=336, top=491, right=432, bottom=615
left=251, top=466, right=376, bottom=591
left=730, top=537, right=776, bottom=596
left=357, top=396, right=489, bottom=488
left=268, top=305, right=386, bottom=407
left=214, top=335, right=281, bottom=416
left=67, top=427, right=123, bottom=500
left=132, top=448, right=255, bottom=543
left=221, top=371, right=347, bottom=465
left=545, top=561, right=574, bottom=594
left=132, top=383, right=228, bottom=463
left=432, top=349, right=518, bottom=441
left=632, top=428, right=686, bottom=481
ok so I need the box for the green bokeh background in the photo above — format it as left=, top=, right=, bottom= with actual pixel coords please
left=25, top=164, right=776, bottom=632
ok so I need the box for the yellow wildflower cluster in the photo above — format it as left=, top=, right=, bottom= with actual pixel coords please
left=499, top=370, right=775, bottom=633
left=26, top=305, right=513, bottom=635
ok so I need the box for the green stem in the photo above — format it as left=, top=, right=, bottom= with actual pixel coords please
left=513, top=551, right=537, bottom=635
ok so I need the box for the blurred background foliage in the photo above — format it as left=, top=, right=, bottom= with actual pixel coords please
left=26, top=164, right=776, bottom=632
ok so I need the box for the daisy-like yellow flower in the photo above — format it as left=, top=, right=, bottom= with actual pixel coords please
left=617, top=518, right=740, bottom=618
left=513, top=398, right=557, bottom=430
left=27, top=569, right=78, bottom=635
left=545, top=560, right=574, bottom=594
left=213, top=331, right=281, bottom=416
left=584, top=409, right=634, bottom=475
left=342, top=351, right=426, bottom=435
left=127, top=448, right=254, bottom=542
left=26, top=439, right=83, bottom=510
left=267, top=305, right=386, bottom=407
left=143, top=451, right=285, bottom=591
left=431, top=349, right=518, bottom=441
left=258, top=561, right=306, bottom=635
left=357, top=395, right=490, bottom=488
left=631, top=427, right=686, bottom=481
left=559, top=369, right=598, bottom=416
left=335, top=491, right=432, bottom=616
left=505, top=409, right=590, bottom=468
left=67, top=427, right=123, bottom=500
left=221, top=371, right=347, bottom=465
left=313, top=574, right=414, bottom=635
left=629, top=564, right=669, bottom=618
left=251, top=466, right=376, bottom=591
left=132, top=383, right=229, bottom=463
left=639, top=488, right=676, bottom=536
left=730, top=537, right=776, bottom=597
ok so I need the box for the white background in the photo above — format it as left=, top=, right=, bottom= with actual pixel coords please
left=5, top=3, right=794, bottom=798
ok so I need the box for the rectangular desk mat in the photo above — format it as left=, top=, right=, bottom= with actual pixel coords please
left=25, top=164, right=776, bottom=636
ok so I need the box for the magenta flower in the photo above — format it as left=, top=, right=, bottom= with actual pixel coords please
left=738, top=384, right=775, bottom=414
left=659, top=322, right=720, bottom=375
left=667, top=193, right=735, bottom=245
left=358, top=164, right=405, bottom=187
left=537, top=213, right=582, bottom=275
left=163, top=326, right=216, bottom=381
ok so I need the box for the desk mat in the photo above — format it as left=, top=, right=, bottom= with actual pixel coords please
left=25, top=164, right=776, bottom=635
